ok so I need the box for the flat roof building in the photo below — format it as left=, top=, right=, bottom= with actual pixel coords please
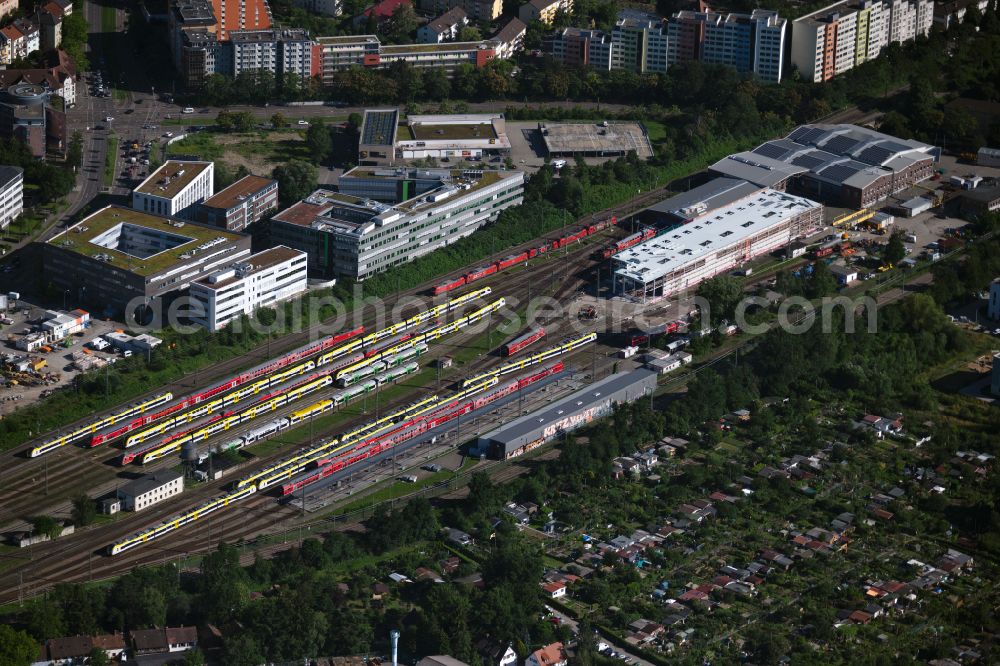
left=540, top=121, right=654, bottom=159
left=188, top=246, right=308, bottom=330
left=117, top=470, right=183, bottom=511
left=667, top=8, right=787, bottom=82
left=358, top=108, right=399, bottom=165
left=640, top=177, right=761, bottom=229
left=43, top=206, right=250, bottom=317
left=133, top=160, right=214, bottom=219
left=475, top=369, right=658, bottom=459
left=709, top=124, right=937, bottom=208
left=613, top=188, right=823, bottom=302
left=270, top=168, right=524, bottom=280
left=198, top=174, right=278, bottom=231
left=394, top=112, right=511, bottom=161
left=0, top=164, right=22, bottom=229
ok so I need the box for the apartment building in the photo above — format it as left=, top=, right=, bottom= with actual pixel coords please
left=418, top=0, right=502, bottom=22
left=519, top=0, right=572, bottom=26
left=188, top=246, right=308, bottom=330
left=790, top=0, right=931, bottom=82
left=666, top=8, right=788, bottom=83
left=133, top=161, right=214, bottom=219
left=546, top=27, right=613, bottom=69
left=888, top=0, right=933, bottom=43
left=418, top=7, right=468, bottom=44
left=0, top=165, right=22, bottom=230
left=611, top=10, right=669, bottom=74
left=269, top=169, right=525, bottom=280
left=198, top=174, right=278, bottom=231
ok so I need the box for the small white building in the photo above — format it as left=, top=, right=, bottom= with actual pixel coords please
left=132, top=161, right=214, bottom=219
left=117, top=470, right=183, bottom=511
left=188, top=246, right=308, bottom=331
left=898, top=196, right=932, bottom=218
left=417, top=7, right=468, bottom=43
left=829, top=264, right=858, bottom=285
left=0, top=165, right=22, bottom=229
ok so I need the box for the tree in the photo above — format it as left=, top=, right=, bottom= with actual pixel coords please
left=0, top=625, right=37, bottom=666
left=31, top=515, right=61, bottom=539
left=272, top=160, right=317, bottom=207
left=223, top=635, right=266, bottom=666
left=457, top=26, right=481, bottom=41
left=88, top=648, right=110, bottom=666
left=66, top=131, right=83, bottom=171
left=183, top=648, right=206, bottom=666
left=305, top=122, right=333, bottom=164
left=71, top=494, right=96, bottom=527
left=883, top=230, right=906, bottom=266
left=347, top=112, right=363, bottom=131
left=382, top=4, right=419, bottom=43
left=271, top=112, right=289, bottom=128
left=696, top=275, right=744, bottom=325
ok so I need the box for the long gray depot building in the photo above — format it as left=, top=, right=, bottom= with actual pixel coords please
left=475, top=368, right=658, bottom=459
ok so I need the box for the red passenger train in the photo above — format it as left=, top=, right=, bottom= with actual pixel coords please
left=432, top=216, right=617, bottom=296
left=597, top=227, right=656, bottom=260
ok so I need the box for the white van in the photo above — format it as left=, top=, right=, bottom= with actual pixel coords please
left=182, top=107, right=195, bottom=114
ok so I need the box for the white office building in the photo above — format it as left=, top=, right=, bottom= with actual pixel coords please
left=270, top=168, right=525, bottom=280
left=189, top=246, right=308, bottom=331
left=132, top=161, right=214, bottom=220
left=117, top=470, right=184, bottom=511
left=0, top=165, right=22, bottom=229
left=613, top=187, right=824, bottom=302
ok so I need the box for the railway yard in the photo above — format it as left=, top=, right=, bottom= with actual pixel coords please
left=0, top=202, right=663, bottom=604
left=0, top=164, right=972, bottom=603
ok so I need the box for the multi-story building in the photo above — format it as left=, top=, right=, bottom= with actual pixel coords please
left=228, top=29, right=317, bottom=79
left=888, top=0, right=933, bottom=42
left=0, top=50, right=77, bottom=106
left=43, top=206, right=250, bottom=316
left=518, top=0, right=572, bottom=26
left=418, top=0, right=501, bottom=21
left=934, top=0, right=994, bottom=29
left=198, top=174, right=278, bottom=231
left=611, top=10, right=669, bottom=74
left=0, top=0, right=17, bottom=19
left=545, top=27, right=614, bottom=70
left=0, top=165, right=22, bottom=229
left=418, top=7, right=468, bottom=44
left=269, top=168, right=525, bottom=280
left=0, top=81, right=65, bottom=158
left=790, top=0, right=932, bottom=82
left=613, top=187, right=824, bottom=302
left=133, top=161, right=214, bottom=219
left=169, top=0, right=275, bottom=86
left=12, top=18, right=39, bottom=56
left=391, top=112, right=512, bottom=161
left=315, top=34, right=512, bottom=86
left=118, top=471, right=184, bottom=511
left=292, top=0, right=342, bottom=16
left=188, top=246, right=308, bottom=330
left=666, top=8, right=788, bottom=82
left=0, top=24, right=25, bottom=65
left=709, top=123, right=937, bottom=208
left=492, top=18, right=526, bottom=59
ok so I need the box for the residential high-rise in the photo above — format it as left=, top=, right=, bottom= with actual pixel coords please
left=611, top=10, right=669, bottom=73
left=666, top=8, right=787, bottom=82
left=790, top=0, right=931, bottom=83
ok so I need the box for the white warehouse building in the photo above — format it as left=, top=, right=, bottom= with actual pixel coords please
left=132, top=161, right=215, bottom=220
left=117, top=470, right=184, bottom=511
left=188, top=246, right=309, bottom=331
left=613, top=187, right=824, bottom=302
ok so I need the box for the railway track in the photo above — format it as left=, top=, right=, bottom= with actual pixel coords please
left=0, top=193, right=644, bottom=596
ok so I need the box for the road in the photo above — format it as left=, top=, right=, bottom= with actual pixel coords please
left=544, top=606, right=657, bottom=666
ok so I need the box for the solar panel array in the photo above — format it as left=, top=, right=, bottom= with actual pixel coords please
left=857, top=145, right=896, bottom=165
left=361, top=110, right=397, bottom=146
left=818, top=163, right=861, bottom=183
left=822, top=134, right=862, bottom=156
left=752, top=141, right=793, bottom=160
